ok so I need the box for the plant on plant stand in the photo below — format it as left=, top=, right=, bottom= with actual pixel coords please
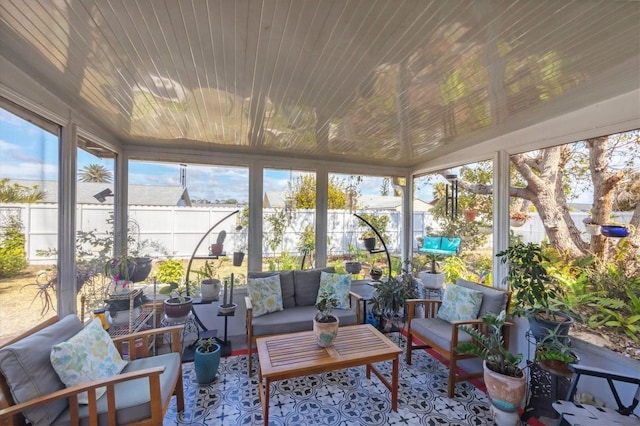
left=193, top=261, right=220, bottom=302
left=534, top=324, right=579, bottom=376
left=497, top=242, right=573, bottom=342
left=194, top=337, right=222, bottom=384
left=313, top=292, right=339, bottom=347
left=159, top=283, right=194, bottom=321
left=456, top=310, right=526, bottom=426
left=419, top=252, right=445, bottom=291
left=370, top=275, right=418, bottom=331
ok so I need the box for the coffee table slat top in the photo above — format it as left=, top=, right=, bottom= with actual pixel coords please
left=257, top=324, right=401, bottom=377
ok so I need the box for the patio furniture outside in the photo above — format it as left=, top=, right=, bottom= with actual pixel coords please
left=256, top=324, right=402, bottom=426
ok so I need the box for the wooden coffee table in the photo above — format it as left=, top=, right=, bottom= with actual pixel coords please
left=256, top=324, right=402, bottom=425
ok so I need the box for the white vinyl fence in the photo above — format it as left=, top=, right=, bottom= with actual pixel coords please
left=1, top=203, right=632, bottom=265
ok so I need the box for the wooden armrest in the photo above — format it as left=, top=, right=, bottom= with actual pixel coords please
left=111, top=325, right=184, bottom=357
left=349, top=291, right=363, bottom=302
left=0, top=366, right=164, bottom=420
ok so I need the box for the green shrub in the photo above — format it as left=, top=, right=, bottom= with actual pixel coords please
left=153, top=258, right=184, bottom=284
left=0, top=216, right=28, bottom=278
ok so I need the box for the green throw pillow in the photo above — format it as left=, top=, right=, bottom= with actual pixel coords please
left=436, top=285, right=484, bottom=322
left=316, top=271, right=351, bottom=309
left=50, top=318, right=128, bottom=404
left=248, top=274, right=284, bottom=317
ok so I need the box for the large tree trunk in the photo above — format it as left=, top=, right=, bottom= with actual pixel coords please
left=510, top=146, right=587, bottom=258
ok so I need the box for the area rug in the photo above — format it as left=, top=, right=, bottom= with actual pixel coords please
left=163, top=334, right=496, bottom=425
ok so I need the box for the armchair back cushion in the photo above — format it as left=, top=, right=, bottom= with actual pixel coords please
left=456, top=278, right=509, bottom=318
left=247, top=270, right=295, bottom=308
left=436, top=285, right=484, bottom=322
left=50, top=318, right=127, bottom=403
left=0, top=314, right=83, bottom=425
left=293, top=267, right=335, bottom=306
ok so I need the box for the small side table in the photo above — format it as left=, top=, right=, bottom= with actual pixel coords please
left=161, top=313, right=199, bottom=361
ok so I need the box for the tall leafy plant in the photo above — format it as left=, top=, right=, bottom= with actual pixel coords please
left=497, top=242, right=561, bottom=318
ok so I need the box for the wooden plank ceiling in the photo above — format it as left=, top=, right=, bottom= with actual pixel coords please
left=1, top=0, right=639, bottom=167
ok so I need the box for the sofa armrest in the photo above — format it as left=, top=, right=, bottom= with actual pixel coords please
left=0, top=366, right=165, bottom=425
left=348, top=291, right=363, bottom=323
left=406, top=298, right=442, bottom=323
left=111, top=325, right=184, bottom=359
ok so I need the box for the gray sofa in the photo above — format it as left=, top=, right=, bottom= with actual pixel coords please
left=0, top=315, right=184, bottom=425
left=245, top=267, right=361, bottom=375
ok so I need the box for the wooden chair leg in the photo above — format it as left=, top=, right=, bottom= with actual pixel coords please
left=406, top=333, right=413, bottom=364
left=448, top=356, right=457, bottom=398
left=175, top=365, right=185, bottom=412
left=247, top=335, right=253, bottom=376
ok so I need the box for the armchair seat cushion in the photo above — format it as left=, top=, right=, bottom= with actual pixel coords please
left=410, top=318, right=473, bottom=351
left=50, top=352, right=181, bottom=426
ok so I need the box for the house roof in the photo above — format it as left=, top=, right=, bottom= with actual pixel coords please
left=263, top=191, right=430, bottom=211
left=10, top=180, right=191, bottom=206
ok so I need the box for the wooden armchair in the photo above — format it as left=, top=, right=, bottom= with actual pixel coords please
left=0, top=315, right=185, bottom=425
left=405, top=279, right=511, bottom=398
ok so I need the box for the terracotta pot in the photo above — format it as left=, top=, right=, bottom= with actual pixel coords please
left=313, top=315, right=339, bottom=347
left=483, top=361, right=526, bottom=413
left=464, top=209, right=477, bottom=222
left=209, top=243, right=224, bottom=256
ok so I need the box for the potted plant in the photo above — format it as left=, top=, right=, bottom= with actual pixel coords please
left=194, top=337, right=222, bottom=384
left=370, top=276, right=417, bottom=330
left=209, top=230, right=226, bottom=256
left=370, top=266, right=383, bottom=281
left=456, top=310, right=526, bottom=425
left=313, top=292, right=339, bottom=347
left=497, top=242, right=573, bottom=342
left=361, top=230, right=377, bottom=251
left=159, top=283, right=194, bottom=320
left=509, top=211, right=530, bottom=228
left=419, top=253, right=445, bottom=290
left=345, top=260, right=362, bottom=274
left=104, top=255, right=153, bottom=284
left=104, top=290, right=148, bottom=327
left=193, top=261, right=220, bottom=302
left=534, top=325, right=579, bottom=376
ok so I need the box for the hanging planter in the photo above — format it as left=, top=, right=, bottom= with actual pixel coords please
left=463, top=209, right=477, bottom=223
left=585, top=224, right=601, bottom=235
left=509, top=212, right=530, bottom=228
left=600, top=224, right=630, bottom=238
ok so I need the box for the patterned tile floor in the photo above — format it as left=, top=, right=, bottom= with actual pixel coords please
left=163, top=334, right=509, bottom=426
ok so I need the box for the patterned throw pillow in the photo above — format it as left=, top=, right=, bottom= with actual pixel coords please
left=316, top=271, right=351, bottom=309
left=247, top=274, right=284, bottom=317
left=50, top=318, right=128, bottom=404
left=436, top=285, right=484, bottom=322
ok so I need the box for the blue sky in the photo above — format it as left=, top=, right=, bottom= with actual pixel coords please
left=1, top=108, right=423, bottom=202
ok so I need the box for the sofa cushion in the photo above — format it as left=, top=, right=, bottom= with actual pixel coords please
left=0, top=314, right=83, bottom=425
left=422, top=236, right=441, bottom=249
left=248, top=270, right=295, bottom=308
left=247, top=274, right=284, bottom=317
left=441, top=237, right=461, bottom=252
left=51, top=352, right=181, bottom=425
left=293, top=267, right=335, bottom=306
left=436, top=285, right=484, bottom=322
left=456, top=279, right=509, bottom=319
left=411, top=317, right=473, bottom=351
left=317, top=271, right=351, bottom=309
left=50, top=318, right=128, bottom=404
left=251, top=305, right=357, bottom=337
